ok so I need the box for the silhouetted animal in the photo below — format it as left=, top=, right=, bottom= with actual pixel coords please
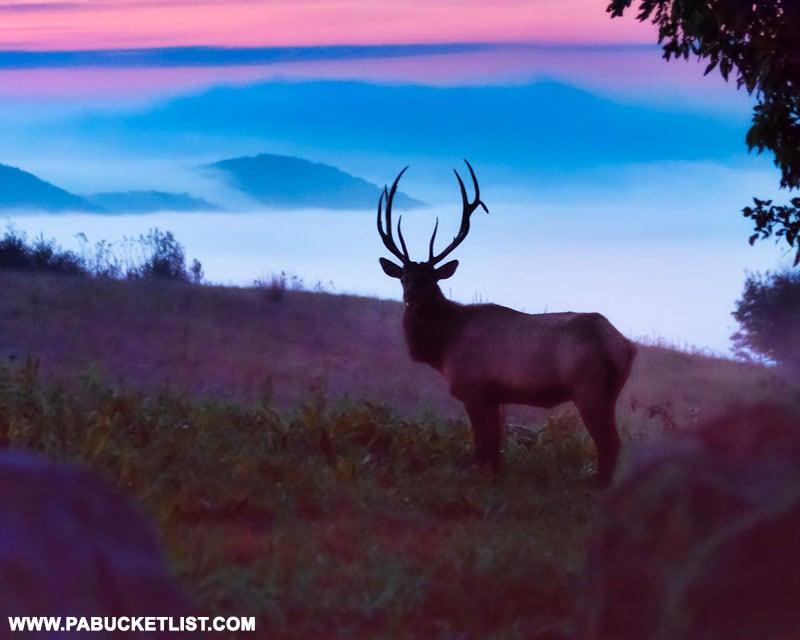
left=377, top=162, right=635, bottom=485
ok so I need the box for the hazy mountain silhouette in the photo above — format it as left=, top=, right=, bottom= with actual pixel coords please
left=85, top=191, right=220, bottom=213
left=123, top=81, right=744, bottom=170
left=1, top=157, right=411, bottom=213
left=0, top=163, right=101, bottom=212
left=208, top=153, right=425, bottom=210
left=0, top=163, right=220, bottom=214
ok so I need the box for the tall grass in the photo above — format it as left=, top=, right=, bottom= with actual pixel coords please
left=0, top=357, right=597, bottom=639
left=0, top=226, right=202, bottom=282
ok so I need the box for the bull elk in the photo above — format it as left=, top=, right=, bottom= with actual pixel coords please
left=377, top=161, right=636, bottom=486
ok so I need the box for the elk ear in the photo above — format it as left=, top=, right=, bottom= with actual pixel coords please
left=434, top=260, right=459, bottom=280
left=379, top=257, right=403, bottom=279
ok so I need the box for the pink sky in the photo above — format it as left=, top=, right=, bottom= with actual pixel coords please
left=0, top=0, right=654, bottom=51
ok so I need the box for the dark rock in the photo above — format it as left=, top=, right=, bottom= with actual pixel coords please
left=0, top=450, right=191, bottom=636
left=579, top=404, right=800, bottom=640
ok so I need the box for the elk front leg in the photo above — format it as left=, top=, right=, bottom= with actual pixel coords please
left=464, top=400, right=503, bottom=470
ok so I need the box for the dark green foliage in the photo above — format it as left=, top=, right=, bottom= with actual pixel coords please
left=744, top=196, right=800, bottom=266
left=732, top=270, right=800, bottom=374
left=608, top=0, right=800, bottom=265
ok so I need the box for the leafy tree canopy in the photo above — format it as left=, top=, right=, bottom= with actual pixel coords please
left=731, top=270, right=800, bottom=374
left=608, top=0, right=800, bottom=265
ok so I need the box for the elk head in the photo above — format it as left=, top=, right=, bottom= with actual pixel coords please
left=377, top=161, right=489, bottom=307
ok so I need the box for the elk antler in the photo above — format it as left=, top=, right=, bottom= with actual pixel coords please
left=377, top=166, right=411, bottom=264
left=428, top=160, right=489, bottom=265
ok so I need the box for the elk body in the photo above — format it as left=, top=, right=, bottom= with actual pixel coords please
left=378, top=162, right=636, bottom=486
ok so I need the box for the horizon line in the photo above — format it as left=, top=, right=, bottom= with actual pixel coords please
left=0, top=42, right=659, bottom=70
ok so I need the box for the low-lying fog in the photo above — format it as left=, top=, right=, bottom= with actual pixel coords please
left=5, top=160, right=786, bottom=356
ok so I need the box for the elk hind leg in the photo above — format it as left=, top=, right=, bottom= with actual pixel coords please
left=464, top=400, right=503, bottom=470
left=575, top=392, right=620, bottom=487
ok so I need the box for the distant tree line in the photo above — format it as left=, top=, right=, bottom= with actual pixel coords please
left=0, top=226, right=203, bottom=283
left=732, top=269, right=800, bottom=376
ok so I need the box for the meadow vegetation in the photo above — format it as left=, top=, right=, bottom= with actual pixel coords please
left=1, top=233, right=797, bottom=637
left=0, top=355, right=596, bottom=638
left=0, top=226, right=203, bottom=282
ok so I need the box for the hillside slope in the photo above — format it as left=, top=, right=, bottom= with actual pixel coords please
left=0, top=270, right=795, bottom=437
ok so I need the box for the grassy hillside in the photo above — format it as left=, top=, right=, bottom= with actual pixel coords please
left=1, top=269, right=791, bottom=431
left=0, top=270, right=454, bottom=413
left=1, top=269, right=797, bottom=638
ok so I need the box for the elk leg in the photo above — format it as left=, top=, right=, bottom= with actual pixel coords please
left=464, top=400, right=503, bottom=470
left=575, top=392, right=620, bottom=487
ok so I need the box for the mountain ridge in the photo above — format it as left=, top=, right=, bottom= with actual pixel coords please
left=2, top=155, right=409, bottom=213
left=208, top=153, right=424, bottom=210
left=0, top=163, right=101, bottom=213
left=84, top=191, right=220, bottom=214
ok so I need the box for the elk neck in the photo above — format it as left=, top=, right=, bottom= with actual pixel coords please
left=402, top=288, right=464, bottom=372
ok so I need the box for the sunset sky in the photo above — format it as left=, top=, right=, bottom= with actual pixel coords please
left=0, top=0, right=654, bottom=50
left=0, top=1, right=791, bottom=353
